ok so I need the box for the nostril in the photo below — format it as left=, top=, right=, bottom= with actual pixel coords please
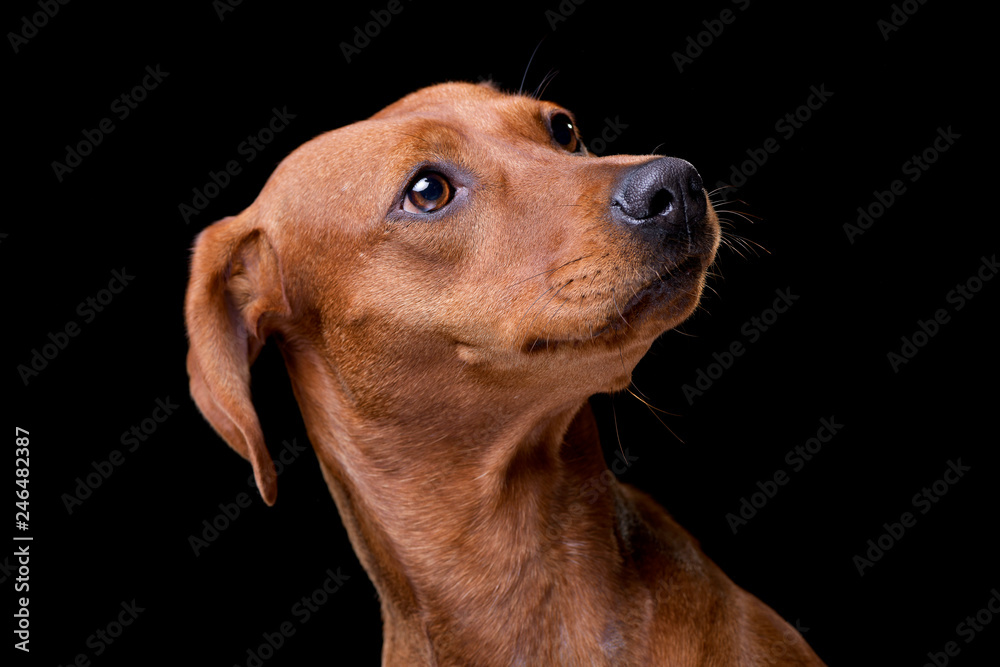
left=647, top=188, right=674, bottom=218
left=689, top=173, right=703, bottom=196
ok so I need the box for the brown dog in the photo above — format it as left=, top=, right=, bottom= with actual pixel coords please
left=185, top=82, right=825, bottom=665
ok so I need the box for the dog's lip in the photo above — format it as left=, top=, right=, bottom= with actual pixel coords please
left=618, top=254, right=705, bottom=318
left=520, top=253, right=708, bottom=353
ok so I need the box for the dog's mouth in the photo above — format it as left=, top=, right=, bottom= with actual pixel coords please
left=617, top=254, right=706, bottom=320
left=520, top=252, right=710, bottom=354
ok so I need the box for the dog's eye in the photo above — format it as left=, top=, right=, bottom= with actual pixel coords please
left=403, top=172, right=453, bottom=214
left=550, top=113, right=579, bottom=152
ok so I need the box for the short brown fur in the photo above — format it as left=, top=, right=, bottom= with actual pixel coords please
left=185, top=82, right=825, bottom=666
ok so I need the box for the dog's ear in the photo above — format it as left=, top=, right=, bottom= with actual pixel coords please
left=185, top=215, right=291, bottom=505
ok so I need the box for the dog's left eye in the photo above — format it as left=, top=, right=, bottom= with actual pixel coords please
left=549, top=112, right=579, bottom=152
left=403, top=172, right=453, bottom=214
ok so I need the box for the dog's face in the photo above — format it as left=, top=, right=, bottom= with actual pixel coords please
left=186, top=81, right=720, bottom=501
left=256, top=83, right=718, bottom=399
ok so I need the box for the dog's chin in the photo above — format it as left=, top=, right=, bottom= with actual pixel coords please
left=521, top=253, right=712, bottom=355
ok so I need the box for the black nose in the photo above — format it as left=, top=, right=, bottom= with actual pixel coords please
left=612, top=157, right=706, bottom=231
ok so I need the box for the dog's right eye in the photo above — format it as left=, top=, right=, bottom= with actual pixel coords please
left=549, top=113, right=579, bottom=153
left=403, top=172, right=453, bottom=214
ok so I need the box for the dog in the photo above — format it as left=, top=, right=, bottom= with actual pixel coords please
left=185, top=81, right=826, bottom=665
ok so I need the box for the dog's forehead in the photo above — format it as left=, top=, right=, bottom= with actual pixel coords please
left=374, top=81, right=529, bottom=117
left=370, top=81, right=563, bottom=142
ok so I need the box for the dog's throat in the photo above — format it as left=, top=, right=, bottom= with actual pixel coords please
left=308, top=402, right=627, bottom=663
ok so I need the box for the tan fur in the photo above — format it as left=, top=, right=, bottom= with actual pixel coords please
left=185, top=82, right=825, bottom=665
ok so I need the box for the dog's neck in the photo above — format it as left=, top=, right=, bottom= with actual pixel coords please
left=284, top=345, right=637, bottom=664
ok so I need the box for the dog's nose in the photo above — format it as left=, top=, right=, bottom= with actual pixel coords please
left=611, top=157, right=706, bottom=231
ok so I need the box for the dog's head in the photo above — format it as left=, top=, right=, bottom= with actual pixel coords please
left=185, top=82, right=719, bottom=502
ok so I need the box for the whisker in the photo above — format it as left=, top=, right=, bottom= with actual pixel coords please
left=669, top=326, right=699, bottom=338
left=625, top=386, right=685, bottom=445
left=519, top=37, right=548, bottom=96
left=721, top=230, right=769, bottom=256
left=507, top=254, right=590, bottom=288
left=610, top=388, right=628, bottom=463
left=707, top=184, right=743, bottom=197
left=710, top=199, right=747, bottom=211
left=626, top=384, right=677, bottom=416
left=718, top=236, right=749, bottom=261
left=534, top=69, right=560, bottom=99
left=715, top=209, right=762, bottom=224
left=611, top=290, right=631, bottom=330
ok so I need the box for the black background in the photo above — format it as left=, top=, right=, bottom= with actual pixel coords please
left=8, top=1, right=996, bottom=665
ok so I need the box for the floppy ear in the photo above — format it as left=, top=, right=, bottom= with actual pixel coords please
left=184, top=215, right=291, bottom=505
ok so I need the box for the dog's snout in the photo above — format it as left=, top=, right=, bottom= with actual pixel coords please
left=612, top=157, right=707, bottom=230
